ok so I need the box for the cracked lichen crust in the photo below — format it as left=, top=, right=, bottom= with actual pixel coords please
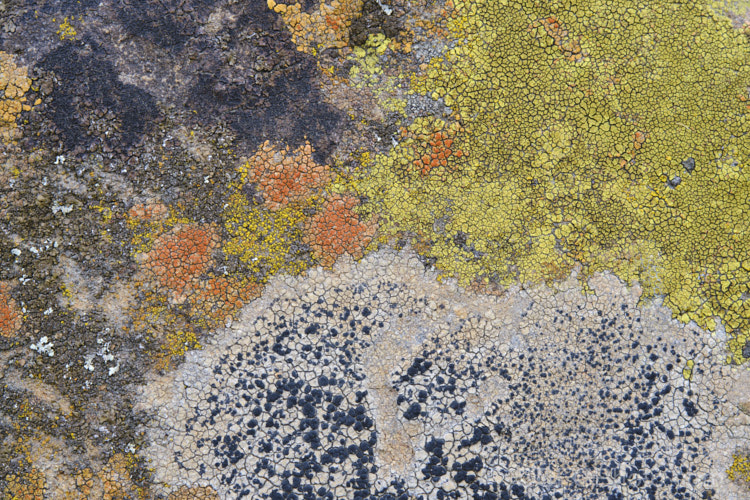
left=0, top=51, right=32, bottom=143
left=138, top=250, right=750, bottom=499
left=358, top=0, right=750, bottom=363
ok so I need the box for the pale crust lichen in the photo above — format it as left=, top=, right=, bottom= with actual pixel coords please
left=138, top=249, right=750, bottom=499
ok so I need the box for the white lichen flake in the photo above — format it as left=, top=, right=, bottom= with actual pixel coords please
left=30, top=336, right=54, bottom=357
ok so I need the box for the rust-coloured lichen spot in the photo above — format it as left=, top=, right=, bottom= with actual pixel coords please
left=0, top=281, right=22, bottom=338
left=138, top=224, right=221, bottom=304
left=246, top=140, right=332, bottom=211
left=304, top=193, right=377, bottom=266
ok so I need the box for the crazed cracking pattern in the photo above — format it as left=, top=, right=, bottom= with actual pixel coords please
left=139, top=250, right=750, bottom=499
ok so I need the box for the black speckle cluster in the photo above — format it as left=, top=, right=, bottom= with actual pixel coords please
left=141, top=252, right=748, bottom=499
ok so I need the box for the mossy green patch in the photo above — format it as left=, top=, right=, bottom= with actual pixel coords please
left=358, top=0, right=750, bottom=362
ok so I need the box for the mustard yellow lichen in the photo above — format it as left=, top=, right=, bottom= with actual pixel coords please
left=0, top=51, right=32, bottom=143
left=357, top=0, right=750, bottom=362
left=56, top=17, right=78, bottom=40
left=223, top=190, right=310, bottom=281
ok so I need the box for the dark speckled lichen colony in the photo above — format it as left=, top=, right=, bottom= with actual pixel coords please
left=140, top=250, right=750, bottom=499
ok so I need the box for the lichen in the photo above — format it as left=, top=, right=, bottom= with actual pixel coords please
left=0, top=52, right=32, bottom=143
left=138, top=249, right=750, bottom=498
left=268, top=0, right=364, bottom=54
left=358, top=0, right=750, bottom=362
left=727, top=452, right=750, bottom=486
left=0, top=281, right=23, bottom=338
left=3, top=466, right=46, bottom=500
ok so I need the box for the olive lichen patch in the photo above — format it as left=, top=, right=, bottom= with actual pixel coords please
left=138, top=249, right=750, bottom=499
left=0, top=51, right=32, bottom=143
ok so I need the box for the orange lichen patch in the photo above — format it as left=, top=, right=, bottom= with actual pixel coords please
left=245, top=140, right=331, bottom=211
left=413, top=129, right=464, bottom=176
left=131, top=224, right=261, bottom=365
left=126, top=202, right=168, bottom=222
left=72, top=467, right=96, bottom=498
left=303, top=193, right=377, bottom=266
left=398, top=120, right=465, bottom=178
left=100, top=454, right=141, bottom=500
left=167, top=486, right=220, bottom=500
left=2, top=466, right=46, bottom=500
left=188, top=276, right=262, bottom=329
left=268, top=0, right=364, bottom=54
left=529, top=16, right=583, bottom=62
left=0, top=51, right=32, bottom=143
left=0, top=281, right=23, bottom=338
left=138, top=224, right=221, bottom=304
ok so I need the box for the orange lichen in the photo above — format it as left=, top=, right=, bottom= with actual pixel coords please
left=100, top=454, right=141, bottom=500
left=131, top=217, right=262, bottom=365
left=72, top=467, right=95, bottom=498
left=245, top=140, right=331, bottom=211
left=167, top=486, right=220, bottom=500
left=126, top=202, right=168, bottom=222
left=2, top=466, right=46, bottom=500
left=303, top=193, right=377, bottom=266
left=528, top=16, right=584, bottom=62
left=138, top=224, right=220, bottom=304
left=0, top=51, right=32, bottom=143
left=268, top=0, right=364, bottom=54
left=0, top=281, right=23, bottom=338
left=398, top=120, right=465, bottom=178
left=412, top=129, right=464, bottom=176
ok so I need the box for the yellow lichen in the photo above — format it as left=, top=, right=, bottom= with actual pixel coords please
left=55, top=16, right=78, bottom=40
left=223, top=190, right=309, bottom=280
left=269, top=0, right=364, bottom=54
left=682, top=359, right=695, bottom=381
left=0, top=52, right=32, bottom=143
left=347, top=33, right=408, bottom=114
left=357, top=0, right=750, bottom=362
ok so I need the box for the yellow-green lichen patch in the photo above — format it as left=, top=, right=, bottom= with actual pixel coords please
left=727, top=452, right=750, bottom=486
left=359, top=0, right=750, bottom=360
left=347, top=33, right=409, bottom=115
left=223, top=190, right=310, bottom=281
left=682, top=359, right=695, bottom=381
left=55, top=16, right=78, bottom=40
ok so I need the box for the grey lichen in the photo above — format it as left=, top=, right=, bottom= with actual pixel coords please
left=138, top=249, right=750, bottom=499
